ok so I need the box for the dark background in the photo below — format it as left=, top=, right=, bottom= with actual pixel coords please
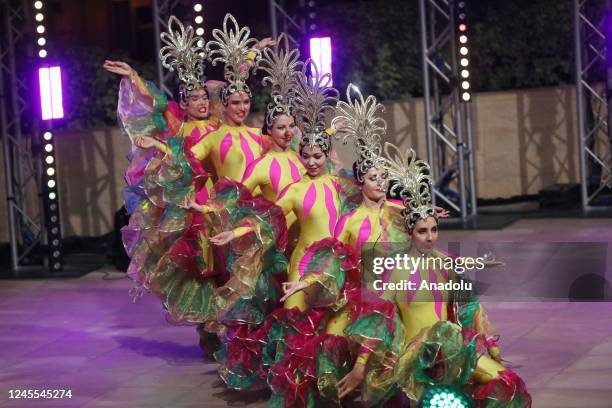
left=42, top=0, right=577, bottom=129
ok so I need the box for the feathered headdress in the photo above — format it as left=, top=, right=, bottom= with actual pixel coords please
left=381, top=143, right=438, bottom=230
left=159, top=16, right=207, bottom=101
left=332, top=84, right=386, bottom=182
left=256, top=33, right=302, bottom=128
left=206, top=14, right=258, bottom=104
left=294, top=60, right=339, bottom=154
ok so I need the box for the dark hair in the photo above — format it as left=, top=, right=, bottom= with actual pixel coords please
left=262, top=112, right=296, bottom=136
left=299, top=140, right=330, bottom=157
left=261, top=111, right=275, bottom=135
left=352, top=161, right=365, bottom=184
left=175, top=83, right=209, bottom=104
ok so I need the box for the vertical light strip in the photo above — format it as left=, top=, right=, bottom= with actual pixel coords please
left=39, top=67, right=52, bottom=120
left=309, top=37, right=333, bottom=85
left=49, top=66, right=64, bottom=119
left=320, top=37, right=332, bottom=86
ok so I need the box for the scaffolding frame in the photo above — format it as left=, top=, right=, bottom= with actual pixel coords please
left=0, top=0, right=47, bottom=275
left=268, top=0, right=306, bottom=49
left=419, top=0, right=477, bottom=221
left=152, top=0, right=182, bottom=96
left=574, top=0, right=612, bottom=210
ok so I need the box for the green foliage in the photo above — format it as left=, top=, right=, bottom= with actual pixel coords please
left=469, top=0, right=574, bottom=91
left=320, top=0, right=575, bottom=100
left=55, top=46, right=156, bottom=130
left=55, top=1, right=578, bottom=128
left=320, top=0, right=423, bottom=99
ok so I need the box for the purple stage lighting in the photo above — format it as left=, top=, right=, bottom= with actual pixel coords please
left=39, top=66, right=64, bottom=120
left=309, top=37, right=332, bottom=85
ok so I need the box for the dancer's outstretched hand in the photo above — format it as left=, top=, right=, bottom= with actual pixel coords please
left=103, top=60, right=134, bottom=77
left=255, top=37, right=276, bottom=50
left=434, top=205, right=450, bottom=218
left=338, top=362, right=365, bottom=399
left=178, top=195, right=203, bottom=212
left=210, top=231, right=235, bottom=246
left=279, top=281, right=308, bottom=303
left=134, top=136, right=160, bottom=150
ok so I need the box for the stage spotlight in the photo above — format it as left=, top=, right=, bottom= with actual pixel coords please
left=47, top=167, right=55, bottom=176
left=38, top=37, right=46, bottom=46
left=460, top=46, right=468, bottom=55
left=45, top=156, right=54, bottom=164
left=194, top=3, right=202, bottom=12
left=461, top=70, right=469, bottom=78
left=34, top=1, right=43, bottom=9
left=44, top=143, right=53, bottom=152
left=48, top=180, right=56, bottom=188
left=35, top=13, right=44, bottom=21
left=462, top=92, right=471, bottom=101
left=36, top=25, right=45, bottom=34
left=459, top=35, right=467, bottom=44
left=459, top=23, right=466, bottom=32
left=196, top=27, right=204, bottom=36
left=460, top=58, right=469, bottom=67
left=418, top=384, right=472, bottom=408
left=310, top=37, right=333, bottom=85
left=38, top=49, right=47, bottom=58
left=462, top=81, right=470, bottom=89
left=43, top=131, right=52, bottom=140
left=49, top=192, right=56, bottom=200
left=195, top=15, right=203, bottom=24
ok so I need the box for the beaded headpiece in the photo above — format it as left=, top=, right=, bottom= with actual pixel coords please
left=381, top=143, right=438, bottom=230
left=256, top=33, right=302, bottom=128
left=294, top=60, right=339, bottom=154
left=332, top=84, right=386, bottom=183
left=159, top=16, right=207, bottom=101
left=206, top=14, right=258, bottom=104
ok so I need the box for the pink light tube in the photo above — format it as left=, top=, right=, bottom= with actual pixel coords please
left=309, top=37, right=333, bottom=86
left=39, top=66, right=64, bottom=120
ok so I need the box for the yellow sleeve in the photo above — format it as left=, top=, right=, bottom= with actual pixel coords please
left=275, top=183, right=296, bottom=216
left=157, top=143, right=171, bottom=156
left=191, top=133, right=211, bottom=161
left=229, top=184, right=296, bottom=239
left=241, top=159, right=264, bottom=193
left=334, top=214, right=352, bottom=244
left=129, top=71, right=149, bottom=97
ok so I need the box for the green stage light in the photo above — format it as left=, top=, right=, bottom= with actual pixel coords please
left=419, top=384, right=473, bottom=408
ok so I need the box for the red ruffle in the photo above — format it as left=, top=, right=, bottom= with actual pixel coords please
left=473, top=369, right=532, bottom=407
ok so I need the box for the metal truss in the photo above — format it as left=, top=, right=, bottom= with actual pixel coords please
left=0, top=0, right=45, bottom=274
left=152, top=0, right=183, bottom=97
left=419, top=0, right=477, bottom=220
left=574, top=0, right=612, bottom=210
left=268, top=0, right=305, bottom=49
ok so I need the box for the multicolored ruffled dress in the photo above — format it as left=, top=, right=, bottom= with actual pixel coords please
left=283, top=199, right=406, bottom=406
left=197, top=169, right=359, bottom=401
left=299, top=202, right=532, bottom=407
left=258, top=173, right=361, bottom=406
left=117, top=72, right=220, bottom=322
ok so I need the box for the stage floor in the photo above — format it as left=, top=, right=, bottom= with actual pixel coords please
left=1, top=218, right=612, bottom=407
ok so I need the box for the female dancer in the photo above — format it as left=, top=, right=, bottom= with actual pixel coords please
left=103, top=16, right=219, bottom=296
left=310, top=145, right=530, bottom=407
left=181, top=33, right=306, bottom=390
left=207, top=62, right=366, bottom=406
